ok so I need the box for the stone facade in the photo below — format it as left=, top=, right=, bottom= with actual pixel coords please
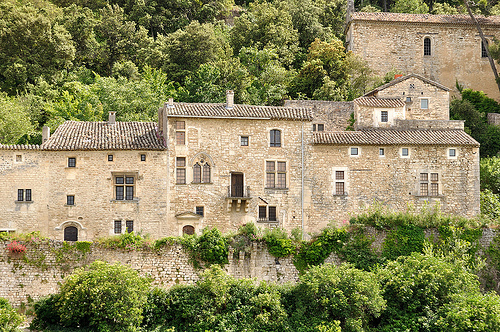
left=0, top=75, right=480, bottom=240
left=346, top=11, right=500, bottom=100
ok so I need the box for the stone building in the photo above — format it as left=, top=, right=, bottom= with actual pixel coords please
left=346, top=11, right=500, bottom=100
left=0, top=75, right=480, bottom=240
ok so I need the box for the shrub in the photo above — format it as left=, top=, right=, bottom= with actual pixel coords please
left=287, top=263, right=385, bottom=332
left=0, top=297, right=24, bottom=332
left=196, top=227, right=229, bottom=265
left=56, top=261, right=150, bottom=331
left=381, top=224, right=425, bottom=261
left=263, top=227, right=295, bottom=258
left=30, top=294, right=61, bottom=330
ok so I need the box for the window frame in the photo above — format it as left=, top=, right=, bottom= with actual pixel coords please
left=420, top=98, right=429, bottom=109
left=380, top=110, right=388, bottom=123
left=258, top=205, right=278, bottom=222
left=176, top=121, right=186, bottom=145
left=140, top=154, right=146, bottom=162
left=240, top=136, right=249, bottom=146
left=126, top=220, right=134, bottom=233
left=113, top=174, right=137, bottom=201
left=196, top=206, right=204, bottom=217
left=66, top=195, right=75, bottom=206
left=333, top=168, right=348, bottom=196
left=349, top=147, right=360, bottom=157
left=114, top=220, right=122, bottom=234
left=424, top=37, right=431, bottom=56
left=68, top=157, right=76, bottom=168
left=400, top=147, right=410, bottom=158
left=418, top=171, right=440, bottom=197
left=482, top=39, right=489, bottom=58
left=270, top=129, right=281, bottom=147
left=176, top=157, right=186, bottom=184
left=17, top=189, right=24, bottom=202
left=448, top=147, right=458, bottom=159
left=379, top=148, right=385, bottom=157
left=265, top=160, right=287, bottom=189
left=108, top=154, right=114, bottom=162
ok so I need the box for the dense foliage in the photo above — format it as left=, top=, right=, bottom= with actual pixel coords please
left=0, top=297, right=24, bottom=332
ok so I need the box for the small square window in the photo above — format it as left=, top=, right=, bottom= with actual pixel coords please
left=402, top=148, right=409, bottom=157
left=449, top=149, right=456, bottom=157
left=406, top=97, right=412, bottom=102
left=141, top=154, right=146, bottom=161
left=317, top=124, right=324, bottom=131
left=241, top=136, right=249, bottom=146
left=108, top=155, right=113, bottom=162
left=381, top=111, right=388, bottom=123
left=67, top=195, right=75, bottom=206
left=350, top=147, right=359, bottom=156
left=379, top=148, right=385, bottom=156
left=196, top=206, right=204, bottom=216
left=68, top=157, right=76, bottom=167
left=431, top=173, right=439, bottom=182
left=16, top=155, right=22, bottom=162
left=421, top=99, right=429, bottom=109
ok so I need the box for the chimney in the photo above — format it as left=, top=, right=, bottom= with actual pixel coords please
left=42, top=126, right=50, bottom=143
left=226, top=90, right=234, bottom=109
left=108, top=111, right=116, bottom=124
left=167, top=98, right=174, bottom=108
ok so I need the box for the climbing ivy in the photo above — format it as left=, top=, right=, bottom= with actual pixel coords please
left=382, top=224, right=426, bottom=261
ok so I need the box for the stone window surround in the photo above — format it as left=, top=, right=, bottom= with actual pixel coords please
left=417, top=170, right=441, bottom=197
left=14, top=154, right=23, bottom=163
left=447, top=147, right=458, bottom=159
left=240, top=135, right=249, bottom=146
left=176, top=157, right=187, bottom=184
left=400, top=147, right=411, bottom=158
left=66, top=195, right=75, bottom=206
left=16, top=189, right=32, bottom=202
left=265, top=160, right=288, bottom=189
left=333, top=167, right=348, bottom=196
left=258, top=205, right=277, bottom=222
left=423, top=36, right=432, bottom=56
left=111, top=172, right=138, bottom=202
left=349, top=146, right=360, bottom=157
left=420, top=97, right=429, bottom=109
left=67, top=157, right=76, bottom=168
left=176, top=120, right=186, bottom=145
left=379, top=147, right=385, bottom=157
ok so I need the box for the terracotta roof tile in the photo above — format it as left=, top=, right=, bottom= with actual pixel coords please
left=313, top=129, right=479, bottom=146
left=355, top=96, right=406, bottom=108
left=364, top=74, right=450, bottom=97
left=0, top=144, right=40, bottom=150
left=167, top=103, right=313, bottom=121
left=350, top=12, right=500, bottom=26
left=40, top=121, right=165, bottom=151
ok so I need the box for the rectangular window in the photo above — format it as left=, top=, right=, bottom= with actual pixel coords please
left=421, top=99, right=429, bottom=109
left=317, top=124, right=324, bottom=131
left=406, top=97, right=412, bottom=102
left=419, top=172, right=440, bottom=196
left=270, top=130, right=281, bottom=147
left=115, top=175, right=135, bottom=200
left=482, top=40, right=489, bottom=58
left=258, top=206, right=277, bottom=222
left=196, top=206, right=204, bottom=216
left=241, top=136, right=249, bottom=146
left=141, top=154, right=146, bottom=161
left=334, top=170, right=346, bottom=195
left=17, top=189, right=24, bottom=201
left=16, top=155, right=22, bottom=162
left=266, top=161, right=286, bottom=188
left=176, top=121, right=186, bottom=145
left=312, top=124, right=316, bottom=131
left=114, top=220, right=122, bottom=234
left=108, top=155, right=113, bottom=162
left=379, top=148, right=385, bottom=156
left=25, top=189, right=31, bottom=202
left=449, top=149, right=456, bottom=157
left=402, top=148, right=409, bottom=157
left=176, top=157, right=186, bottom=184
left=68, top=157, right=76, bottom=167
left=126, top=220, right=134, bottom=233
left=350, top=147, right=359, bottom=156
left=381, top=111, right=388, bottom=123
left=67, top=195, right=75, bottom=206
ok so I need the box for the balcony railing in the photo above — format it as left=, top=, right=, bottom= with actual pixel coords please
left=227, top=185, right=251, bottom=198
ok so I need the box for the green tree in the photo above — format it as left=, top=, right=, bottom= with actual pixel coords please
left=230, top=1, right=299, bottom=67
left=0, top=297, right=24, bottom=332
left=391, top=0, right=429, bottom=13
left=0, top=1, right=75, bottom=93
left=0, top=93, right=34, bottom=144
left=56, top=261, right=150, bottom=331
left=480, top=157, right=500, bottom=193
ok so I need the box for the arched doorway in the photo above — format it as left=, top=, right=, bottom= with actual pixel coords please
left=64, top=226, right=78, bottom=241
left=182, top=225, right=195, bottom=235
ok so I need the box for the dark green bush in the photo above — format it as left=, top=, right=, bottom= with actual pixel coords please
left=263, top=228, right=296, bottom=258
left=339, top=228, right=383, bottom=271
left=0, top=297, right=24, bottom=332
left=382, top=224, right=425, bottom=261
left=56, top=261, right=150, bottom=331
left=30, top=294, right=60, bottom=330
left=196, top=227, right=229, bottom=265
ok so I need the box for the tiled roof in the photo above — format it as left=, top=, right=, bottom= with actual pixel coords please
left=350, top=12, right=500, bottom=26
left=166, top=103, right=313, bottom=121
left=41, top=121, right=165, bottom=151
left=355, top=96, right=406, bottom=108
left=0, top=144, right=40, bottom=150
left=364, top=74, right=450, bottom=97
left=313, top=129, right=479, bottom=146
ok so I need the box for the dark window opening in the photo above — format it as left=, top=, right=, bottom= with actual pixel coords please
left=67, top=195, right=75, bottom=205
left=424, top=37, right=431, bottom=56
left=126, top=220, right=133, bottom=233
left=241, top=136, right=249, bottom=146
left=196, top=206, right=204, bottom=216
left=17, top=189, right=24, bottom=201
left=381, top=111, right=388, bottom=123
left=108, top=155, right=113, bottom=162
left=68, top=157, right=76, bottom=167
left=114, top=220, right=122, bottom=234
left=482, top=40, right=489, bottom=58
left=141, top=154, right=146, bottom=161
left=64, top=226, right=78, bottom=241
left=270, top=129, right=281, bottom=147
left=183, top=225, right=195, bottom=235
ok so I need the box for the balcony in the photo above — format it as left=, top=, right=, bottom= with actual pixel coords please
left=226, top=185, right=251, bottom=212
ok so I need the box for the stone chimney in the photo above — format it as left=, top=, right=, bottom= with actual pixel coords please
left=108, top=111, right=116, bottom=124
left=42, top=126, right=50, bottom=143
left=167, top=98, right=174, bottom=108
left=226, top=90, right=234, bottom=109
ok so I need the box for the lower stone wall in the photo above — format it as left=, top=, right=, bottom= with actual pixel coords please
left=1, top=227, right=498, bottom=306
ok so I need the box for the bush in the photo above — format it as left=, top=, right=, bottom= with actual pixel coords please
left=263, top=228, right=295, bottom=258
left=56, top=261, right=150, bottom=331
left=0, top=297, right=24, bottom=332
left=196, top=227, right=229, bottom=265
left=481, top=189, right=500, bottom=220
left=287, top=263, right=385, bottom=332
left=30, top=294, right=60, bottom=330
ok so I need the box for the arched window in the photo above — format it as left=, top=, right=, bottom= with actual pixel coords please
left=270, top=129, right=281, bottom=147
left=203, top=163, right=211, bottom=183
left=192, top=159, right=211, bottom=183
left=424, top=38, right=431, bottom=56
left=183, top=225, right=195, bottom=235
left=64, top=226, right=78, bottom=241
left=193, top=163, right=201, bottom=183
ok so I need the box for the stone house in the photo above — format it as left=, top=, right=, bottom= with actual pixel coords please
left=0, top=75, right=480, bottom=240
left=346, top=11, right=500, bottom=100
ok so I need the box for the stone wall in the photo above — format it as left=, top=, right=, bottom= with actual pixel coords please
left=1, top=227, right=498, bottom=306
left=283, top=100, right=353, bottom=131
left=347, top=19, right=500, bottom=100
left=488, top=113, right=500, bottom=126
